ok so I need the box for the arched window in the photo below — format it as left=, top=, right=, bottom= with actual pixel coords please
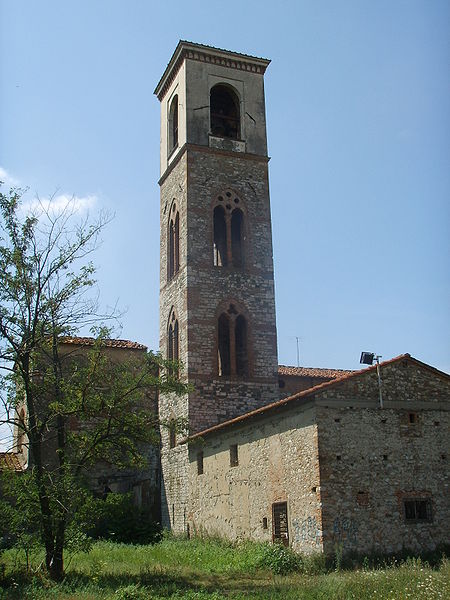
left=213, top=206, right=227, bottom=267
left=218, top=313, right=231, bottom=376
left=168, top=94, right=179, bottom=154
left=231, top=209, right=243, bottom=268
left=168, top=203, right=180, bottom=280
left=210, top=84, right=240, bottom=140
left=167, top=309, right=179, bottom=377
left=213, top=191, right=245, bottom=268
left=217, top=303, right=249, bottom=378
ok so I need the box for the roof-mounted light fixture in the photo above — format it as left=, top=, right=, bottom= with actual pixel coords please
left=360, top=351, right=384, bottom=409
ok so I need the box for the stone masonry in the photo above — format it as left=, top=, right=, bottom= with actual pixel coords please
left=185, top=356, right=450, bottom=556
left=156, top=42, right=279, bottom=531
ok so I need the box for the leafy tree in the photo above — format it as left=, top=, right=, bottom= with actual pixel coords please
left=0, top=184, right=187, bottom=580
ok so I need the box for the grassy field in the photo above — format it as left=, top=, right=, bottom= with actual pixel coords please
left=0, top=537, right=449, bottom=599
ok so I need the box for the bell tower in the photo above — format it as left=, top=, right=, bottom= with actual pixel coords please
left=155, top=41, right=279, bottom=530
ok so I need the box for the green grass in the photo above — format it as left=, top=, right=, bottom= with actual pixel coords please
left=1, top=538, right=449, bottom=599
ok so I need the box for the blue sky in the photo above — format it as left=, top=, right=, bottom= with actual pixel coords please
left=1, top=0, right=449, bottom=374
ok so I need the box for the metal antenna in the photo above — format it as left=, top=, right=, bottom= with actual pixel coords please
left=295, top=336, right=300, bottom=367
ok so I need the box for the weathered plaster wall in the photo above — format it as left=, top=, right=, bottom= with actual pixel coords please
left=187, top=403, right=323, bottom=554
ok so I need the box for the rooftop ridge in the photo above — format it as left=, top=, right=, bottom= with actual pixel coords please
left=60, top=337, right=147, bottom=351
left=183, top=354, right=449, bottom=442
left=278, top=365, right=353, bottom=378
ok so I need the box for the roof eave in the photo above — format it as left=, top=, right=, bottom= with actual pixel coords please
left=154, top=40, right=271, bottom=100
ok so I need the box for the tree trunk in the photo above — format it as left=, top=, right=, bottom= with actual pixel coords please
left=49, top=521, right=65, bottom=581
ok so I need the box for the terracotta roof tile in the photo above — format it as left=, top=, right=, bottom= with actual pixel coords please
left=0, top=452, right=24, bottom=471
left=184, top=354, right=449, bottom=443
left=278, top=365, right=352, bottom=378
left=61, top=337, right=147, bottom=351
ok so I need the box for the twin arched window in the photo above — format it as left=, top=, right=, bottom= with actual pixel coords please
left=168, top=202, right=180, bottom=280
left=218, top=304, right=248, bottom=378
left=168, top=94, right=178, bottom=154
left=210, top=84, right=240, bottom=140
left=213, top=191, right=244, bottom=268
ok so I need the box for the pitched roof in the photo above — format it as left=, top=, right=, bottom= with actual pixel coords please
left=60, top=337, right=147, bottom=351
left=0, top=452, right=24, bottom=471
left=278, top=365, right=352, bottom=378
left=184, top=354, right=450, bottom=443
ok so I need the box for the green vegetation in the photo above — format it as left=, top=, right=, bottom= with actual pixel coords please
left=0, top=184, right=187, bottom=580
left=0, top=537, right=448, bottom=599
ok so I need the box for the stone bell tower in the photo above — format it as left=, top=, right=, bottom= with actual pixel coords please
left=155, top=41, right=279, bottom=530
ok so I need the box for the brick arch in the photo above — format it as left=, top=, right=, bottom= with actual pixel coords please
left=167, top=199, right=180, bottom=280
left=215, top=299, right=253, bottom=379
left=167, top=306, right=179, bottom=367
left=210, top=83, right=241, bottom=140
left=211, top=189, right=247, bottom=269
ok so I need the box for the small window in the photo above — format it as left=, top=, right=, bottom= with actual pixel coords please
left=408, top=412, right=418, bottom=424
left=213, top=206, right=227, bottom=267
left=404, top=498, right=432, bottom=523
left=167, top=310, right=179, bottom=368
left=272, top=502, right=289, bottom=546
left=357, top=491, right=369, bottom=506
left=197, top=451, right=204, bottom=475
left=336, top=455, right=341, bottom=461
left=169, top=421, right=176, bottom=449
left=168, top=204, right=180, bottom=280
left=230, top=444, right=238, bottom=467
left=262, top=517, right=268, bottom=529
left=168, top=94, right=179, bottom=154
left=278, top=379, right=285, bottom=389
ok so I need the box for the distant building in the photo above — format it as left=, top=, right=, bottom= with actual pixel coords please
left=154, top=41, right=450, bottom=555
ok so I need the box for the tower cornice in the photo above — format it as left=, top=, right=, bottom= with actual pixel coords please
left=158, top=143, right=270, bottom=187
left=154, top=40, right=271, bottom=101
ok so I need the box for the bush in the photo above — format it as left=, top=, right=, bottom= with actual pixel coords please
left=78, top=492, right=161, bottom=545
left=258, top=542, right=301, bottom=575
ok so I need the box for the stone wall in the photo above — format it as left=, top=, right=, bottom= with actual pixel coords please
left=187, top=402, right=323, bottom=554
left=159, top=145, right=280, bottom=531
left=185, top=358, right=450, bottom=556
left=316, top=359, right=450, bottom=555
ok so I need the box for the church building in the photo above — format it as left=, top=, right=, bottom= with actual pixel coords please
left=4, top=41, right=449, bottom=559
left=154, top=41, right=450, bottom=555
left=155, top=41, right=280, bottom=531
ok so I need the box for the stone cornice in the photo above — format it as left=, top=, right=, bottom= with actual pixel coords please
left=154, top=40, right=270, bottom=101
left=158, top=143, right=270, bottom=186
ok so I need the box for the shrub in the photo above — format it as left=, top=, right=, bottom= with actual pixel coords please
left=258, top=542, right=301, bottom=575
left=78, top=492, right=161, bottom=545
left=114, top=584, right=146, bottom=600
